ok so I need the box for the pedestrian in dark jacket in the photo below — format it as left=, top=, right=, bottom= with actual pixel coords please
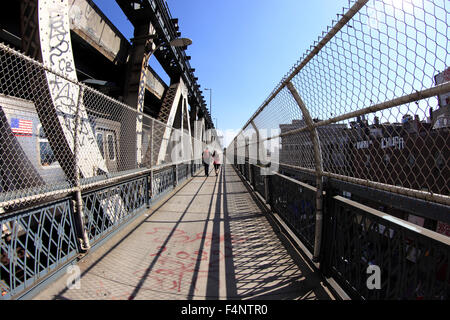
left=202, top=147, right=211, bottom=177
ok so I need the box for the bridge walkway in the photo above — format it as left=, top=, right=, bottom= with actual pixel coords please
left=33, top=165, right=334, bottom=300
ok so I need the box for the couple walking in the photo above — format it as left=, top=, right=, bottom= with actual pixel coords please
left=202, top=147, right=221, bottom=177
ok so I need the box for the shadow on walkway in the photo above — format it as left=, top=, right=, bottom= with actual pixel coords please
left=33, top=165, right=332, bottom=300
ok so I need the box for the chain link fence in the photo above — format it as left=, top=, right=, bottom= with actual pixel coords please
left=0, top=38, right=215, bottom=299
left=0, top=41, right=207, bottom=213
left=228, top=0, right=450, bottom=299
left=228, top=0, right=449, bottom=206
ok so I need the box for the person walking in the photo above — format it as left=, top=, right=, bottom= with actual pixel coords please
left=212, top=150, right=221, bottom=176
left=202, top=147, right=211, bottom=177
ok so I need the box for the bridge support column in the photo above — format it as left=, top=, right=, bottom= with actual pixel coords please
left=286, top=81, right=324, bottom=263
left=121, top=22, right=156, bottom=169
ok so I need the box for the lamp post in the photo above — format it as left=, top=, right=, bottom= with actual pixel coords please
left=152, top=38, right=192, bottom=57
left=136, top=36, right=192, bottom=115
left=144, top=37, right=192, bottom=70
left=135, top=36, right=192, bottom=109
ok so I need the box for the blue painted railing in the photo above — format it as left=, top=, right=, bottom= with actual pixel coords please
left=0, top=160, right=201, bottom=299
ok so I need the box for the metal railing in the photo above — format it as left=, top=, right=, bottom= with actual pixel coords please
left=235, top=162, right=450, bottom=300
left=0, top=197, right=78, bottom=299
left=0, top=41, right=210, bottom=299
left=322, top=194, right=450, bottom=300
left=229, top=0, right=450, bottom=300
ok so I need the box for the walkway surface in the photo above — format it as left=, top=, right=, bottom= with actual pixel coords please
left=34, top=165, right=333, bottom=300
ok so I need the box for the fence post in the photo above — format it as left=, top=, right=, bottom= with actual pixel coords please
left=252, top=165, right=256, bottom=189
left=173, top=164, right=178, bottom=187
left=267, top=174, right=274, bottom=208
left=286, top=81, right=323, bottom=263
left=264, top=174, right=270, bottom=204
left=145, top=172, right=150, bottom=208
left=264, top=175, right=269, bottom=204
left=72, top=86, right=90, bottom=252
left=320, top=178, right=334, bottom=277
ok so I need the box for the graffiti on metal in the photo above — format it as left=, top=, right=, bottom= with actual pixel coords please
left=39, top=0, right=107, bottom=177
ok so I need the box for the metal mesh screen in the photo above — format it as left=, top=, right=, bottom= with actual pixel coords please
left=229, top=0, right=449, bottom=205
left=0, top=42, right=207, bottom=211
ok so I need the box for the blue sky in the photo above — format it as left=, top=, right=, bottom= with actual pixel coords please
left=93, top=0, right=351, bottom=143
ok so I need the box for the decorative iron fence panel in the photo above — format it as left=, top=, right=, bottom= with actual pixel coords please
left=1, top=160, right=202, bottom=299
left=0, top=198, right=78, bottom=299
left=83, top=177, right=147, bottom=244
left=152, top=166, right=175, bottom=200
left=177, top=163, right=190, bottom=184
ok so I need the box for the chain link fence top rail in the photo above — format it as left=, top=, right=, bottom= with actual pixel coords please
left=0, top=42, right=207, bottom=211
left=229, top=0, right=449, bottom=205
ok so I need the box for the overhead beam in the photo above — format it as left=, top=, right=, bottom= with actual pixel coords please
left=115, top=0, right=213, bottom=129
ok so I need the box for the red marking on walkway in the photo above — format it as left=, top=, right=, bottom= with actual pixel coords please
left=176, top=251, right=190, bottom=259
left=145, top=227, right=190, bottom=243
left=133, top=247, right=225, bottom=293
left=145, top=227, right=247, bottom=247
left=135, top=227, right=247, bottom=293
left=149, top=246, right=167, bottom=257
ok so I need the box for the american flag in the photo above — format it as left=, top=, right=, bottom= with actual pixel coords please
left=10, top=118, right=33, bottom=136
